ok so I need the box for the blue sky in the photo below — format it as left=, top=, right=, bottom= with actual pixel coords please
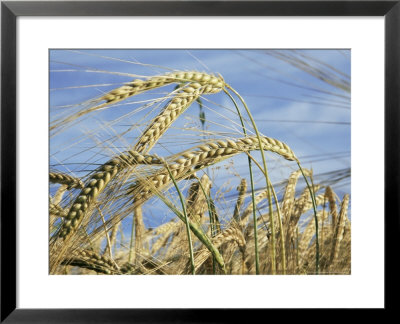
left=50, top=49, right=350, bottom=230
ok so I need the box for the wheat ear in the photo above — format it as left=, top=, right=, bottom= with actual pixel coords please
left=329, top=194, right=350, bottom=268
left=134, top=136, right=297, bottom=202
left=285, top=187, right=321, bottom=257
left=233, top=178, right=247, bottom=222
left=49, top=172, right=84, bottom=189
left=185, top=174, right=212, bottom=224
left=133, top=82, right=224, bottom=154
left=281, top=169, right=312, bottom=226
left=57, top=152, right=162, bottom=239
left=49, top=203, right=67, bottom=218
left=62, top=248, right=120, bottom=275
left=50, top=184, right=68, bottom=207
left=91, top=71, right=224, bottom=111
left=288, top=185, right=321, bottom=229
left=325, top=186, right=338, bottom=229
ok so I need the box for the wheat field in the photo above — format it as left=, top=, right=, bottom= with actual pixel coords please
left=49, top=49, right=351, bottom=275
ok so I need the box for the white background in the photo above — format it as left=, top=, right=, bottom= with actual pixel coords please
left=17, top=17, right=384, bottom=308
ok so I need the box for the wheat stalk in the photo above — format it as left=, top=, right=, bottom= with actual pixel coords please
left=133, top=204, right=145, bottom=265
left=155, top=175, right=212, bottom=260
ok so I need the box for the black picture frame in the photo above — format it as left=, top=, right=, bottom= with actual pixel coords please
left=1, top=0, right=398, bottom=322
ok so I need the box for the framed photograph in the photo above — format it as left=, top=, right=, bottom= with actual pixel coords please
left=1, top=0, right=398, bottom=321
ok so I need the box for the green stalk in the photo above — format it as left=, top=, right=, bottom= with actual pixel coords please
left=297, top=162, right=319, bottom=274
left=270, top=186, right=286, bottom=274
left=244, top=152, right=286, bottom=274
left=249, top=167, right=259, bottom=274
left=225, top=85, right=277, bottom=275
left=163, top=161, right=195, bottom=275
left=223, top=89, right=259, bottom=274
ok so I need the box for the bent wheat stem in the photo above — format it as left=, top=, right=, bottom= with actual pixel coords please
left=162, top=158, right=195, bottom=275
left=223, top=88, right=260, bottom=274
left=297, top=162, right=320, bottom=274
